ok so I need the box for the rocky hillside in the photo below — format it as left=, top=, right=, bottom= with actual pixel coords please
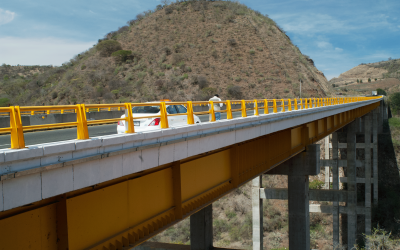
left=329, top=58, right=400, bottom=96
left=0, top=0, right=332, bottom=107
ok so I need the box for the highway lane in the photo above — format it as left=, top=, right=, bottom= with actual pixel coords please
left=0, top=110, right=260, bottom=149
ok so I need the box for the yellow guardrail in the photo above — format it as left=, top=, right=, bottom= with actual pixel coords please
left=1, top=96, right=381, bottom=149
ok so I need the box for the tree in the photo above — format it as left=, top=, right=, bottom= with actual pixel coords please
left=111, top=50, right=132, bottom=63
left=368, top=78, right=371, bottom=82
left=389, top=92, right=400, bottom=112
left=376, top=88, right=387, bottom=96
left=357, top=79, right=359, bottom=83
left=96, top=40, right=122, bottom=57
left=375, top=78, right=377, bottom=81
left=0, top=98, right=10, bottom=107
left=360, top=79, right=363, bottom=83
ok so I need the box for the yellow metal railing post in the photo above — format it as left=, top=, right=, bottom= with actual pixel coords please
left=288, top=99, right=292, bottom=111
left=273, top=99, right=277, bottom=113
left=299, top=99, right=303, bottom=109
left=241, top=100, right=247, bottom=117
left=10, top=106, right=26, bottom=149
left=294, top=98, right=298, bottom=110
left=31, top=111, right=34, bottom=115
left=309, top=98, right=312, bottom=108
left=47, top=110, right=50, bottom=114
left=76, top=104, right=89, bottom=140
left=281, top=99, right=285, bottom=112
left=108, top=107, right=111, bottom=111
left=254, top=100, right=259, bottom=116
left=187, top=101, right=195, bottom=124
left=226, top=100, right=233, bottom=119
left=209, top=101, right=216, bottom=122
left=304, top=99, right=308, bottom=109
left=160, top=102, right=169, bottom=129
left=313, top=98, right=316, bottom=108
left=61, top=109, right=64, bottom=114
left=263, top=99, right=269, bottom=114
left=124, top=103, right=135, bottom=133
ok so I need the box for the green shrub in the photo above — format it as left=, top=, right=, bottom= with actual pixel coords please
left=182, top=73, right=189, bottom=80
left=360, top=79, right=363, bottom=83
left=225, top=210, right=236, bottom=219
left=249, top=49, right=255, bottom=55
left=376, top=88, right=387, bottom=96
left=0, top=98, right=10, bottom=107
left=234, top=77, right=241, bottom=82
left=257, top=47, right=263, bottom=51
left=389, top=92, right=400, bottom=112
left=375, top=78, right=377, bottom=81
left=114, top=66, right=122, bottom=75
left=111, top=90, right=119, bottom=98
left=368, top=78, right=371, bottom=82
left=96, top=40, right=122, bottom=57
left=111, top=50, right=132, bottom=63
left=3, top=74, right=9, bottom=81
left=309, top=180, right=324, bottom=189
left=363, top=226, right=400, bottom=249
left=81, top=64, right=86, bottom=70
left=357, top=79, right=359, bottom=83
left=158, top=72, right=165, bottom=77
left=389, top=117, right=400, bottom=128
left=227, top=85, right=242, bottom=99
left=284, top=88, right=289, bottom=93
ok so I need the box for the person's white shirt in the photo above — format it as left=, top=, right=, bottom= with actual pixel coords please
left=209, top=96, right=223, bottom=111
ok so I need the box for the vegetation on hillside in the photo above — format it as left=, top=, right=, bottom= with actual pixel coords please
left=0, top=0, right=330, bottom=107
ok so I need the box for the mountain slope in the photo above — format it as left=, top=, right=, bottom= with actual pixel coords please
left=0, top=1, right=332, bottom=106
left=329, top=58, right=400, bottom=95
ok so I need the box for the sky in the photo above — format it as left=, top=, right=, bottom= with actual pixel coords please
left=0, top=0, right=399, bottom=79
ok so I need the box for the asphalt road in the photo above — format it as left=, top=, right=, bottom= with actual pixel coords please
left=0, top=110, right=258, bottom=149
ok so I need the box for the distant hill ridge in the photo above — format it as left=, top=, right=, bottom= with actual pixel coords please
left=0, top=0, right=332, bottom=106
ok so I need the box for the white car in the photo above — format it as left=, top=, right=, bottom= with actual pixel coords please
left=117, top=103, right=201, bottom=134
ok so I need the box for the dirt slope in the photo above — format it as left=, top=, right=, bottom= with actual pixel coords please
left=0, top=1, right=332, bottom=106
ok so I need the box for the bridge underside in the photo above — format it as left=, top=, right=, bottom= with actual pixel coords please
left=0, top=102, right=379, bottom=250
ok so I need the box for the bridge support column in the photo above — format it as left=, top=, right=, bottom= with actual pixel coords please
left=347, top=119, right=358, bottom=249
left=365, top=113, right=372, bottom=237
left=332, top=132, right=340, bottom=248
left=265, top=144, right=320, bottom=250
left=373, top=108, right=379, bottom=205
left=190, top=205, right=213, bottom=250
left=252, top=176, right=263, bottom=250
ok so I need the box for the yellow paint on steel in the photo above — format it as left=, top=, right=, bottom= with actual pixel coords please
left=186, top=101, right=195, bottom=124
left=281, top=99, right=285, bottom=112
left=226, top=100, right=233, bottom=119
left=273, top=99, right=277, bottom=113
left=209, top=101, right=216, bottom=122
left=67, top=182, right=130, bottom=250
left=263, top=99, right=269, bottom=114
left=254, top=99, right=259, bottom=116
left=125, top=103, right=135, bottom=133
left=0, top=203, right=58, bottom=250
left=160, top=102, right=169, bottom=129
left=181, top=150, right=231, bottom=202
left=241, top=100, right=247, bottom=117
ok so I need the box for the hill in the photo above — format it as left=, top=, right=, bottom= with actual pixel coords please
left=0, top=0, right=332, bottom=107
left=329, top=58, right=400, bottom=96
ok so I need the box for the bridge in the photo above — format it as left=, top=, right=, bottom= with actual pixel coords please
left=0, top=97, right=384, bottom=250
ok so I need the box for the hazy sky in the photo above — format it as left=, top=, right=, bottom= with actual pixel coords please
left=1, top=0, right=399, bottom=79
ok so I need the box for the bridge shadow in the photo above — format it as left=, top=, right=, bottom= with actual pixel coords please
left=373, top=106, right=400, bottom=237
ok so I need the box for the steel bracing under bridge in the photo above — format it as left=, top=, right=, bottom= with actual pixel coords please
left=0, top=96, right=382, bottom=250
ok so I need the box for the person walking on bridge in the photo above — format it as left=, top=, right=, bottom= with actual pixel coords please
left=209, top=94, right=223, bottom=121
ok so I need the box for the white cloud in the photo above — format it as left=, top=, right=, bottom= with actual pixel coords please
left=316, top=41, right=332, bottom=49
left=335, top=47, right=343, bottom=52
left=0, top=37, right=95, bottom=66
left=0, top=9, right=15, bottom=25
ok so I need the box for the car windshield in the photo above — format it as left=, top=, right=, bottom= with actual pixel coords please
left=132, top=106, right=160, bottom=113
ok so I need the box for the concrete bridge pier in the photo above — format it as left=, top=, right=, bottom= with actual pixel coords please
left=257, top=144, right=320, bottom=250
